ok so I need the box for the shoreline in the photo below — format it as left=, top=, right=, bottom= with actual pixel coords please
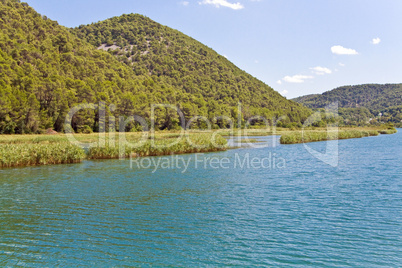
left=0, top=127, right=398, bottom=169
left=280, top=128, right=397, bottom=144
left=0, top=132, right=227, bottom=169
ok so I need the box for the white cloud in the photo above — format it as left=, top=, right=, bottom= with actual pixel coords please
left=283, top=75, right=314, bottom=83
left=280, top=90, right=288, bottom=96
left=276, top=80, right=282, bottom=85
left=199, top=0, right=244, bottom=10
left=180, top=1, right=190, bottom=6
left=331, top=45, right=358, bottom=55
left=254, top=60, right=259, bottom=64
left=371, top=37, right=381, bottom=45
left=310, top=66, right=332, bottom=75
left=339, top=62, right=345, bottom=67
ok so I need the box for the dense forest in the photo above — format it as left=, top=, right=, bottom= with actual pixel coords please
left=293, top=84, right=402, bottom=126
left=0, top=0, right=155, bottom=134
left=71, top=13, right=312, bottom=128
left=0, top=0, right=311, bottom=134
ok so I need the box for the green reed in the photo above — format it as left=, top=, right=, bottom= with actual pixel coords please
left=280, top=129, right=390, bottom=144
left=87, top=133, right=228, bottom=159
left=0, top=142, right=86, bottom=168
left=378, top=129, right=398, bottom=134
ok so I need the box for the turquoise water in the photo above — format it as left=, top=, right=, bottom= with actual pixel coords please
left=0, top=131, right=401, bottom=267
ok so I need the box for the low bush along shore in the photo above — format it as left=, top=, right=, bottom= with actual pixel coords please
left=280, top=127, right=397, bottom=144
left=0, top=132, right=228, bottom=169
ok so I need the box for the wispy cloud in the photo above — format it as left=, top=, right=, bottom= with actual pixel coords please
left=199, top=0, right=244, bottom=10
left=339, top=62, right=345, bottom=67
left=283, top=75, right=314, bottom=83
left=371, top=37, right=381, bottom=45
left=180, top=1, right=190, bottom=6
left=331, top=45, right=358, bottom=55
left=310, top=66, right=332, bottom=75
left=276, top=80, right=282, bottom=85
left=280, top=90, right=288, bottom=96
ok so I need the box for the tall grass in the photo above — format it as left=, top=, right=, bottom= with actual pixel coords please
left=0, top=132, right=228, bottom=168
left=87, top=133, right=227, bottom=159
left=280, top=129, right=384, bottom=144
left=378, top=129, right=398, bottom=134
left=0, top=142, right=86, bottom=168
left=0, top=127, right=394, bottom=168
left=0, top=135, right=68, bottom=144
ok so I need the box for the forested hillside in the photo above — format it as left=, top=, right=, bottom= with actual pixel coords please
left=293, top=84, right=402, bottom=110
left=71, top=14, right=311, bottom=126
left=293, top=84, right=402, bottom=125
left=0, top=0, right=310, bottom=134
left=0, top=0, right=155, bottom=133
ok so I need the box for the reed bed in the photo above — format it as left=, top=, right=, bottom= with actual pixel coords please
left=0, top=142, right=86, bottom=168
left=279, top=130, right=367, bottom=144
left=366, top=130, right=380, bottom=136
left=0, top=135, right=67, bottom=144
left=0, top=132, right=228, bottom=168
left=279, top=128, right=396, bottom=144
left=378, top=129, right=398, bottom=135
left=87, top=133, right=228, bottom=159
left=0, top=127, right=394, bottom=167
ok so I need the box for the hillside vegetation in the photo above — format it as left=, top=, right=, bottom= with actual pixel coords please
left=71, top=13, right=311, bottom=127
left=0, top=0, right=157, bottom=134
left=0, top=0, right=311, bottom=134
left=293, top=84, right=402, bottom=126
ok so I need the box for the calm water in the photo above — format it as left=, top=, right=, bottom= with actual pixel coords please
left=1, top=131, right=401, bottom=267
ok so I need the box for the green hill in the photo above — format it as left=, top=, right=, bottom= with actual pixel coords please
left=0, top=0, right=310, bottom=134
left=293, top=84, right=402, bottom=110
left=293, top=84, right=402, bottom=125
left=70, top=14, right=311, bottom=125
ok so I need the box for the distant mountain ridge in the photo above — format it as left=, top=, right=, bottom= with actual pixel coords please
left=293, top=84, right=402, bottom=110
left=293, top=84, right=402, bottom=125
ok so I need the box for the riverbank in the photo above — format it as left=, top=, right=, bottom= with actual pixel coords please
left=0, top=132, right=227, bottom=169
left=280, top=127, right=398, bottom=144
left=2, top=127, right=401, bottom=267
left=0, top=127, right=398, bottom=168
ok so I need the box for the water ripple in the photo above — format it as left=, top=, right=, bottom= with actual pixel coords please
left=0, top=131, right=401, bottom=266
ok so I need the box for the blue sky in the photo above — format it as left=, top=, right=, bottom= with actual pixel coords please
left=24, top=0, right=402, bottom=98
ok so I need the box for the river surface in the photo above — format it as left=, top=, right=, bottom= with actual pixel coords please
left=0, top=131, right=401, bottom=266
